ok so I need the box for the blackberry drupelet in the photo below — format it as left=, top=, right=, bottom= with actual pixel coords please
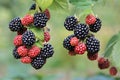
left=40, top=43, right=54, bottom=58
left=74, top=23, right=89, bottom=39
left=86, top=36, right=100, bottom=54
left=31, top=55, right=46, bottom=69
left=89, top=18, right=102, bottom=32
left=13, top=47, right=21, bottom=59
left=63, top=35, right=75, bottom=51
left=9, top=17, right=23, bottom=32
left=22, top=30, right=36, bottom=46
left=34, top=12, right=49, bottom=28
left=29, top=3, right=36, bottom=10
left=64, top=16, right=78, bottom=31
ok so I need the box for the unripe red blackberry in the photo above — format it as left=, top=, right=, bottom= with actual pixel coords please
left=98, top=57, right=110, bottom=69
left=21, top=56, right=32, bottom=64
left=85, top=14, right=96, bottom=25
left=74, top=23, right=89, bottom=39
left=40, top=43, right=54, bottom=58
left=89, top=18, right=102, bottom=32
left=74, top=43, right=86, bottom=55
left=109, top=67, right=118, bottom=76
left=17, top=46, right=28, bottom=57
left=22, top=30, right=36, bottom=46
left=13, top=35, right=22, bottom=46
left=9, top=17, right=23, bottom=32
left=31, top=55, right=46, bottom=69
left=28, top=46, right=41, bottom=58
left=34, top=12, right=49, bottom=28
left=21, top=14, right=34, bottom=26
left=64, top=16, right=78, bottom=31
left=86, top=36, right=100, bottom=54
left=44, top=32, right=50, bottom=42
left=63, top=35, right=75, bottom=51
left=70, top=37, right=79, bottom=46
left=13, top=47, right=21, bottom=59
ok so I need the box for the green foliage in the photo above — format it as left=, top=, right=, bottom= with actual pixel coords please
left=30, top=26, right=44, bottom=48
left=49, top=0, right=68, bottom=11
left=104, top=32, right=120, bottom=69
left=36, top=0, right=53, bottom=11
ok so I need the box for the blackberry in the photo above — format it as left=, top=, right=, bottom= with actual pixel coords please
left=74, top=23, right=89, bottom=39
left=34, top=12, right=49, bottom=28
left=89, top=18, right=102, bottom=32
left=13, top=47, right=21, bottom=59
left=63, top=35, right=75, bottom=51
left=22, top=30, right=36, bottom=46
left=29, top=3, right=36, bottom=10
left=40, top=43, right=54, bottom=58
left=31, top=55, right=46, bottom=69
left=9, top=17, right=23, bottom=32
left=86, top=36, right=100, bottom=54
left=64, top=16, right=78, bottom=31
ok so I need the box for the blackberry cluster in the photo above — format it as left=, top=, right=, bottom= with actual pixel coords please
left=9, top=2, right=54, bottom=70
left=86, top=36, right=100, bottom=54
left=64, top=16, right=78, bottom=31
left=9, top=17, right=23, bottom=32
left=63, top=35, right=75, bottom=51
left=22, top=30, right=36, bottom=46
left=34, top=13, right=49, bottom=28
left=74, top=24, right=89, bottom=39
left=89, top=18, right=102, bottom=32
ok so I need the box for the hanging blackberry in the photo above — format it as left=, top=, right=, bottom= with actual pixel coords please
left=74, top=23, right=89, bottom=39
left=89, top=18, right=102, bottom=32
left=64, top=16, right=78, bottom=31
left=86, top=36, right=100, bottom=54
left=22, top=30, right=36, bottom=46
left=9, top=17, right=23, bottom=32
left=63, top=35, right=75, bottom=51
left=29, top=3, right=36, bottom=10
left=40, top=43, right=54, bottom=58
left=31, top=55, right=46, bottom=69
left=34, top=12, right=49, bottom=28
left=13, top=47, right=21, bottom=59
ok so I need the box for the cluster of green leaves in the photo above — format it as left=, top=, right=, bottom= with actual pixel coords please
left=104, top=32, right=120, bottom=69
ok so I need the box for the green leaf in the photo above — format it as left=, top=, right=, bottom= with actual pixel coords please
left=111, top=40, right=120, bottom=69
left=49, top=0, right=68, bottom=11
left=36, top=0, right=53, bottom=11
left=35, top=40, right=43, bottom=48
left=69, top=0, right=93, bottom=9
left=30, top=27, right=44, bottom=41
left=104, top=32, right=120, bottom=57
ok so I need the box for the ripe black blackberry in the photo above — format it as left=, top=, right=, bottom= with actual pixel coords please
left=40, top=43, right=54, bottom=58
left=64, top=16, right=78, bottom=31
left=34, top=12, right=49, bottom=28
left=13, top=47, right=21, bottom=59
left=31, top=55, right=46, bottom=69
left=9, top=17, right=23, bottom=32
left=29, top=3, right=36, bottom=10
left=89, top=18, right=102, bottom=32
left=74, top=23, right=89, bottom=39
left=22, top=30, right=36, bottom=46
left=86, top=36, right=100, bottom=54
left=63, top=35, right=75, bottom=51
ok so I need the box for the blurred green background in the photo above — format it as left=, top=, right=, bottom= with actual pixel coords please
left=0, top=0, right=120, bottom=80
